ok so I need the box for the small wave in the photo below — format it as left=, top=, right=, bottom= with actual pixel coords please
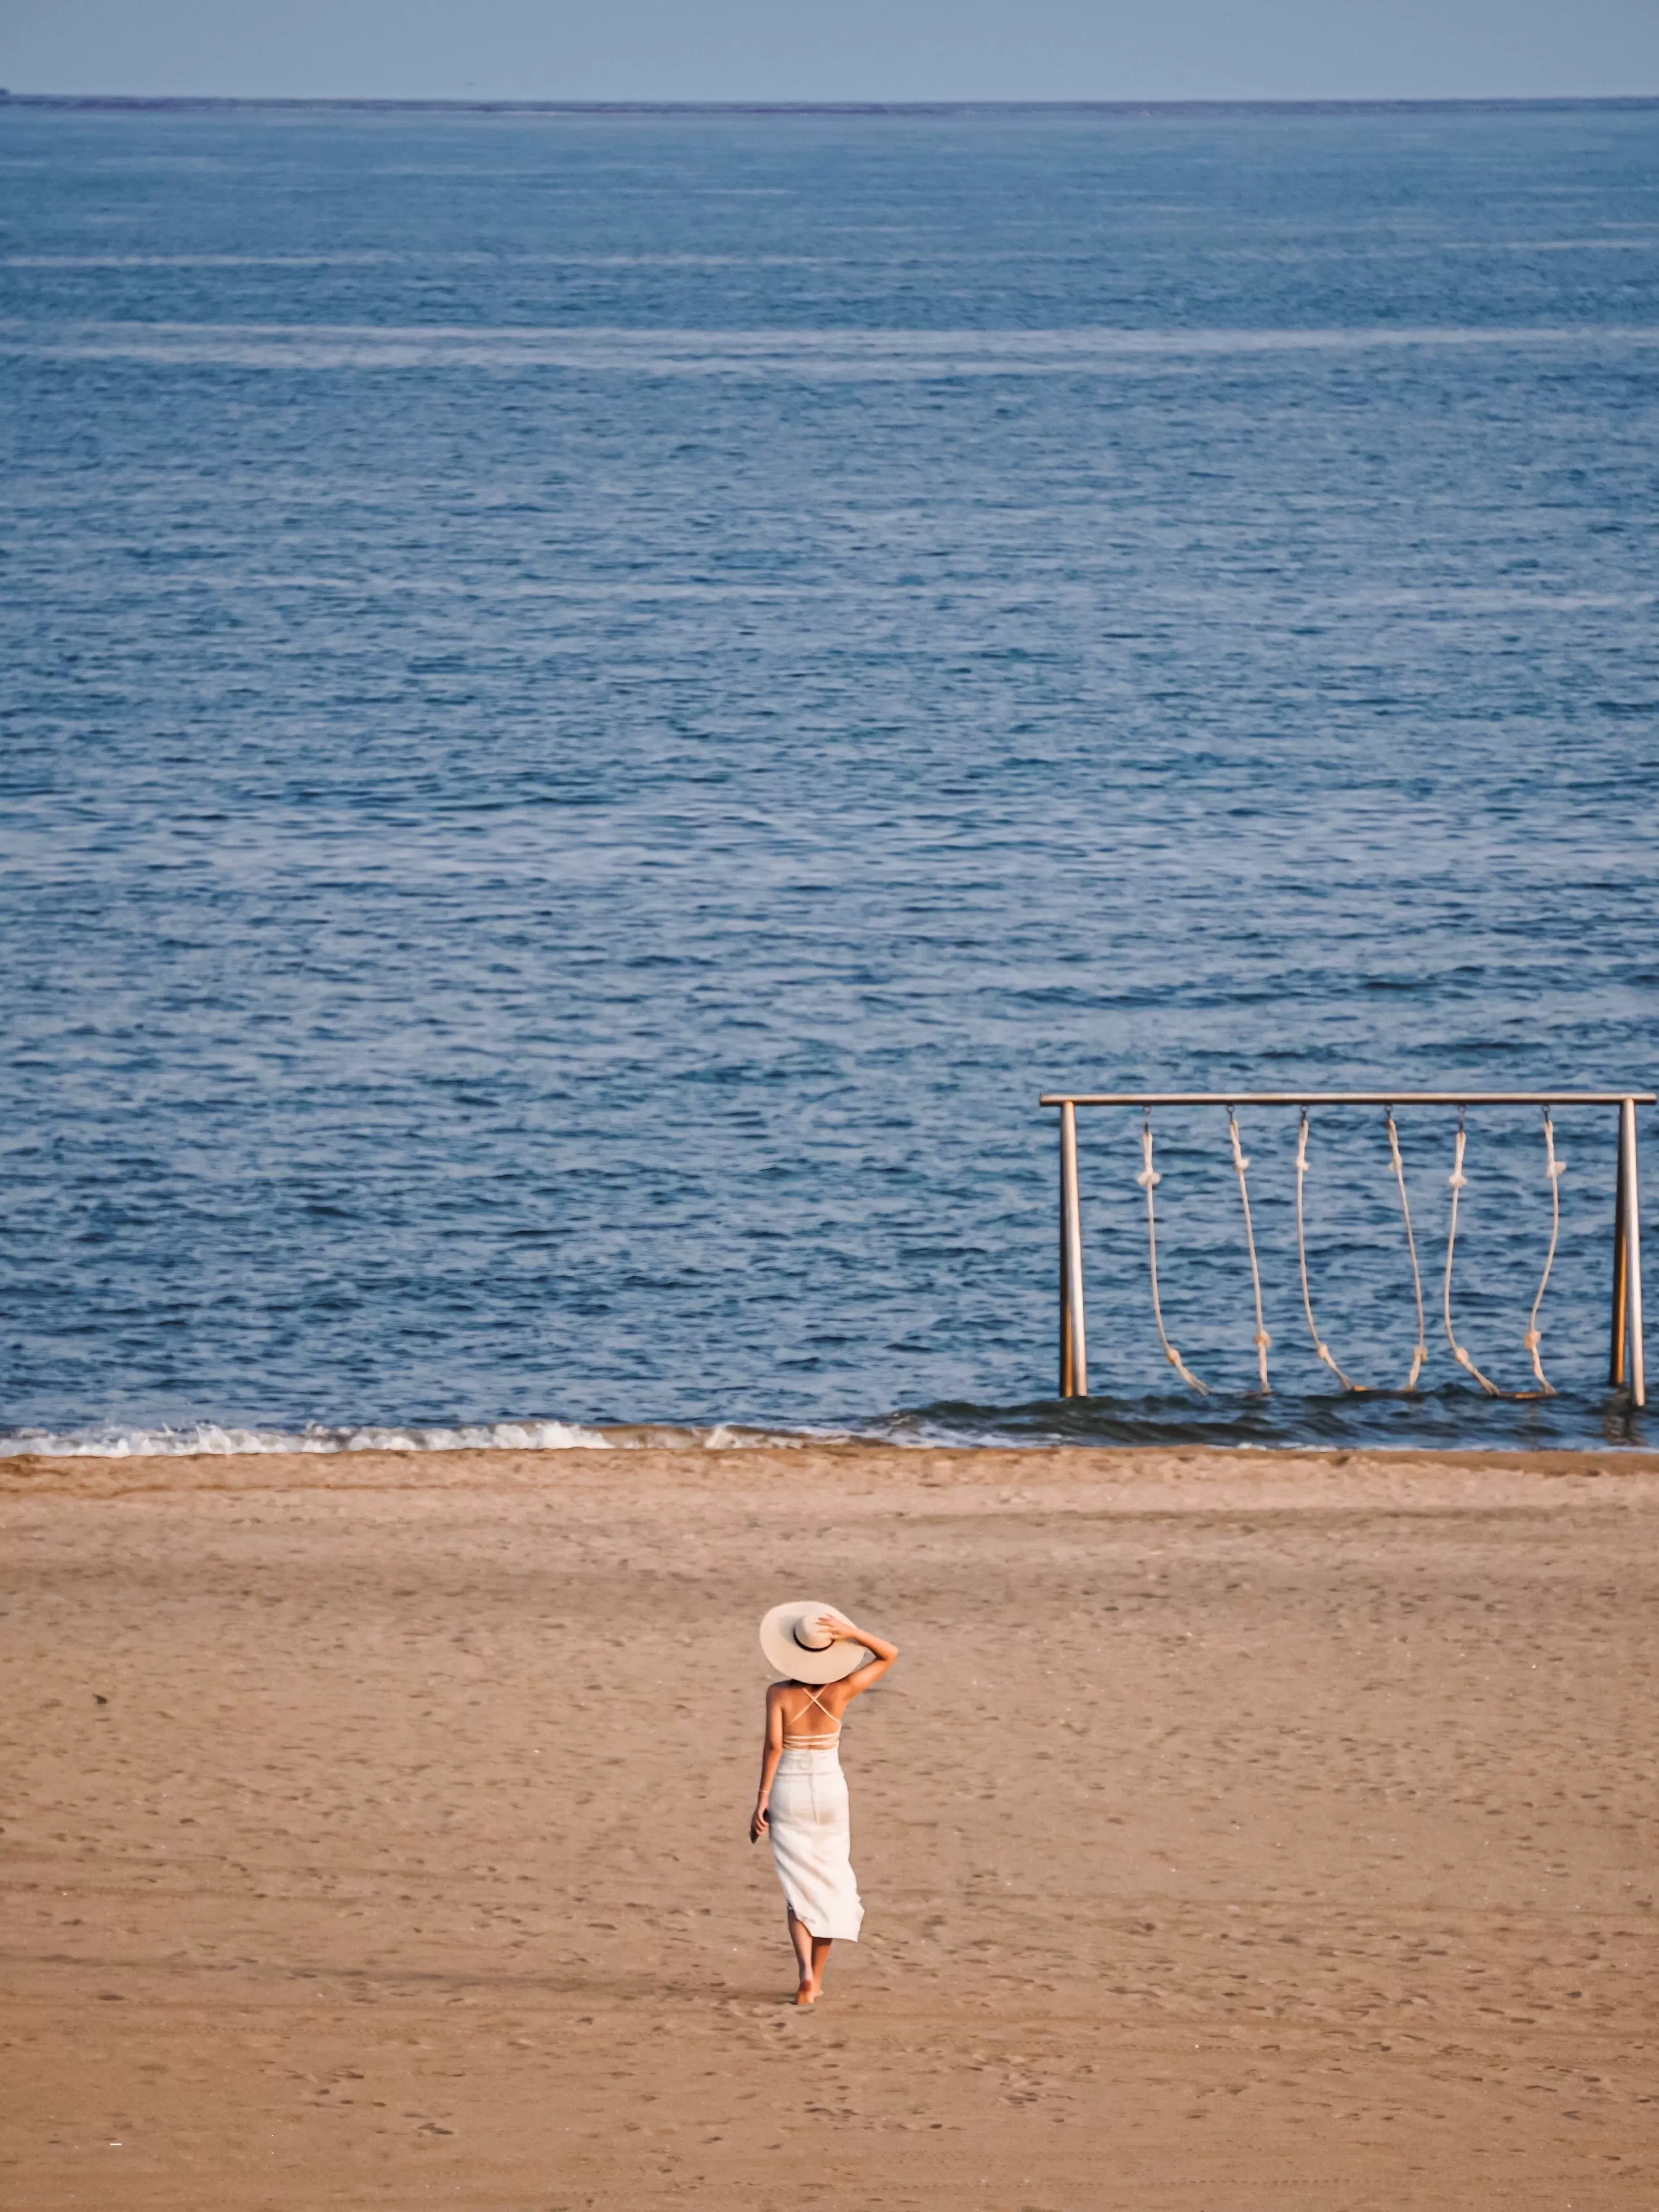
left=865, top=1384, right=1649, bottom=1452
left=1, top=1395, right=1640, bottom=1460
left=5, top=322, right=1656, bottom=378
left=0, top=1418, right=610, bottom=1458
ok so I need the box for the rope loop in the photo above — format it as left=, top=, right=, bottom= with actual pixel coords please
left=1384, top=1109, right=1429, bottom=1392
left=1228, top=1106, right=1271, bottom=1393
left=1442, top=1112, right=1501, bottom=1395
left=1524, top=1108, right=1562, bottom=1395
left=1293, top=1106, right=1363, bottom=1391
left=1139, top=1112, right=1209, bottom=1397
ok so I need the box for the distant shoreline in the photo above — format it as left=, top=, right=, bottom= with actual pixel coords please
left=4, top=93, right=1658, bottom=117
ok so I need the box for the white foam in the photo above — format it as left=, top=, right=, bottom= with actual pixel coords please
left=698, top=1421, right=823, bottom=1449
left=0, top=1418, right=610, bottom=1458
left=4, top=321, right=1656, bottom=378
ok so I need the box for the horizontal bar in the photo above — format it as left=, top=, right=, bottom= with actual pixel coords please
left=1040, top=1091, right=1655, bottom=1108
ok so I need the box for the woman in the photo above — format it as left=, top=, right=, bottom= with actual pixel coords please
left=751, top=1601, right=899, bottom=2006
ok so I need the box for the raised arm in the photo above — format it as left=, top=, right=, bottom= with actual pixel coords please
left=750, top=1685, right=786, bottom=1842
left=815, top=1611, right=899, bottom=1700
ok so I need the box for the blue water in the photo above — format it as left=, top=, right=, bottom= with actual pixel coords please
left=3, top=101, right=1657, bottom=1452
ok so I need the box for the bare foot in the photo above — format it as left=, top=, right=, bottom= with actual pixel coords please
left=794, top=1979, right=819, bottom=2007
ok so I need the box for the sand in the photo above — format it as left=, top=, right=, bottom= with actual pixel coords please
left=4, top=1439, right=1658, bottom=2210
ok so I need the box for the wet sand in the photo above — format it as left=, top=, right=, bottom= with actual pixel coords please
left=4, top=1440, right=1658, bottom=2209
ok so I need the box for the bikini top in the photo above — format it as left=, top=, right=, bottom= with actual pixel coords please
left=781, top=1682, right=842, bottom=1750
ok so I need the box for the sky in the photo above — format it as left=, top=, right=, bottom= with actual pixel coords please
left=3, top=0, right=1658, bottom=105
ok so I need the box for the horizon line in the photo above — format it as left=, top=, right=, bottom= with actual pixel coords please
left=4, top=93, right=1659, bottom=117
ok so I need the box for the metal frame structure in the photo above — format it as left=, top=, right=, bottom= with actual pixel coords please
left=1040, top=1091, right=1653, bottom=1408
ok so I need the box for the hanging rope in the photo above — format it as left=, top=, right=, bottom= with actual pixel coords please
left=1523, top=1109, right=1564, bottom=1395
left=1384, top=1110, right=1429, bottom=1392
left=1138, top=1110, right=1210, bottom=1395
left=1293, top=1108, right=1363, bottom=1391
left=1443, top=1107, right=1502, bottom=1396
left=1228, top=1108, right=1271, bottom=1392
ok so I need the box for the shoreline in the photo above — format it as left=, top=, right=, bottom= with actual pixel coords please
left=6, top=1437, right=1659, bottom=1496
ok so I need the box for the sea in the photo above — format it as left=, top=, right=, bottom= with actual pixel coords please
left=2, top=99, right=1657, bottom=1455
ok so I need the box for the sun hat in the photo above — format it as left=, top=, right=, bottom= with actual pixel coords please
left=759, top=1599, right=868, bottom=1685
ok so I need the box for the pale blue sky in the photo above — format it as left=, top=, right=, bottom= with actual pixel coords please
left=4, top=0, right=1658, bottom=104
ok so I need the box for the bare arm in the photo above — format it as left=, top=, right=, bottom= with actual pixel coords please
left=750, top=1687, right=785, bottom=1842
left=815, top=1611, right=899, bottom=1702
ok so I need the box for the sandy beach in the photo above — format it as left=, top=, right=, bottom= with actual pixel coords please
left=4, top=1439, right=1658, bottom=2209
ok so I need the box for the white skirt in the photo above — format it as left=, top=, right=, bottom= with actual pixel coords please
left=768, top=1747, right=864, bottom=1941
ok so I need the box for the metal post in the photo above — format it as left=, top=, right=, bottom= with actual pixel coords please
left=1611, top=1108, right=1629, bottom=1388
left=1058, top=1112, right=1073, bottom=1398
left=1059, top=1099, right=1087, bottom=1397
left=1622, top=1097, right=1645, bottom=1409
